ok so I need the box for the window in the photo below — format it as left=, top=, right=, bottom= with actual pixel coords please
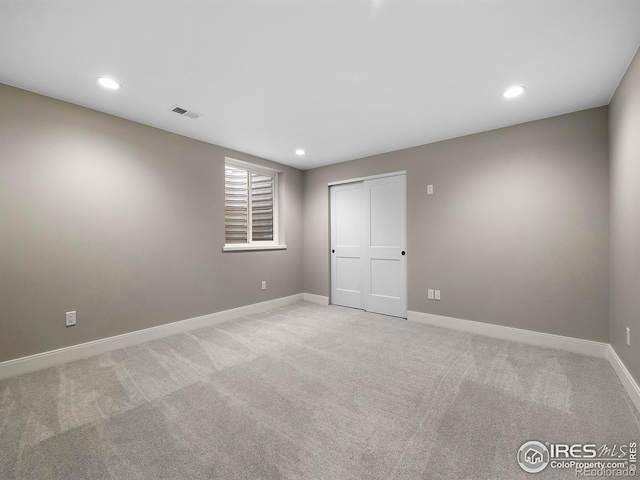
left=224, top=159, right=285, bottom=251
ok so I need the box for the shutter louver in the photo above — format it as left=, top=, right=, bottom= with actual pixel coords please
left=251, top=173, right=274, bottom=241
left=224, top=167, right=248, bottom=244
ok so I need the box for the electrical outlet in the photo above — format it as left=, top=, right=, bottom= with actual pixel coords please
left=435, top=290, right=441, bottom=301
left=627, top=327, right=631, bottom=347
left=428, top=289, right=434, bottom=300
left=262, top=280, right=266, bottom=290
left=427, top=184, right=434, bottom=195
left=66, top=311, right=76, bottom=327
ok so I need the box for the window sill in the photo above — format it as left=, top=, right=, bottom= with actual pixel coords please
left=223, top=244, right=287, bottom=252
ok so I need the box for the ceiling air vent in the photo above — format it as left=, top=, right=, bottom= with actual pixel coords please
left=170, top=105, right=202, bottom=119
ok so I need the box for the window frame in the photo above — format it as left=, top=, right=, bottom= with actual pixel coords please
left=223, top=158, right=286, bottom=252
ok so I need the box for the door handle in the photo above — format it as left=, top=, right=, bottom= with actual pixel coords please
left=402, top=251, right=406, bottom=256
left=332, top=249, right=335, bottom=253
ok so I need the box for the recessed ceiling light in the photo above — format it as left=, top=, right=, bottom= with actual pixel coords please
left=97, top=77, right=122, bottom=90
left=503, top=86, right=526, bottom=98
left=295, top=149, right=306, bottom=156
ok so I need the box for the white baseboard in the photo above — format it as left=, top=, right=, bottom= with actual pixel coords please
left=407, top=311, right=640, bottom=413
left=302, top=293, right=330, bottom=305
left=5, top=297, right=638, bottom=415
left=0, top=294, right=304, bottom=381
left=607, top=345, right=640, bottom=413
left=407, top=311, right=608, bottom=358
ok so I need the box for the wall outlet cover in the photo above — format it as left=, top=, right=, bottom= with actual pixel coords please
left=66, top=311, right=76, bottom=327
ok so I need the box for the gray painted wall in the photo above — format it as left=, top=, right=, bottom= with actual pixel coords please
left=0, top=84, right=304, bottom=363
left=0, top=82, right=613, bottom=363
left=610, top=48, right=640, bottom=382
left=303, top=108, right=609, bottom=342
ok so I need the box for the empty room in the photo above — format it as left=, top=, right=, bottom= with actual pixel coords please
left=1, top=0, right=640, bottom=478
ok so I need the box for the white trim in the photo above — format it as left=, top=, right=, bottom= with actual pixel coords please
left=223, top=244, right=287, bottom=252
left=0, top=294, right=303, bottom=381
left=225, top=157, right=280, bottom=175
left=607, top=345, right=640, bottom=413
left=328, top=170, right=407, bottom=186
left=3, top=298, right=638, bottom=414
left=407, top=311, right=608, bottom=358
left=302, top=293, right=330, bottom=305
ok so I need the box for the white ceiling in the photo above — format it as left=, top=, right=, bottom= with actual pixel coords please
left=1, top=1, right=639, bottom=170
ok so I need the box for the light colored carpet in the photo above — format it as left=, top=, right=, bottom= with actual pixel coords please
left=0, top=301, right=638, bottom=479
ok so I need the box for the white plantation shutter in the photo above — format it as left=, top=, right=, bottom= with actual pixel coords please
left=224, top=166, right=249, bottom=244
left=224, top=161, right=278, bottom=245
left=251, top=173, right=274, bottom=241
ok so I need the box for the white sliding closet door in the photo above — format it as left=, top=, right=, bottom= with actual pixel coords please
left=330, top=174, right=407, bottom=318
left=362, top=174, right=407, bottom=318
left=330, top=182, right=365, bottom=310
